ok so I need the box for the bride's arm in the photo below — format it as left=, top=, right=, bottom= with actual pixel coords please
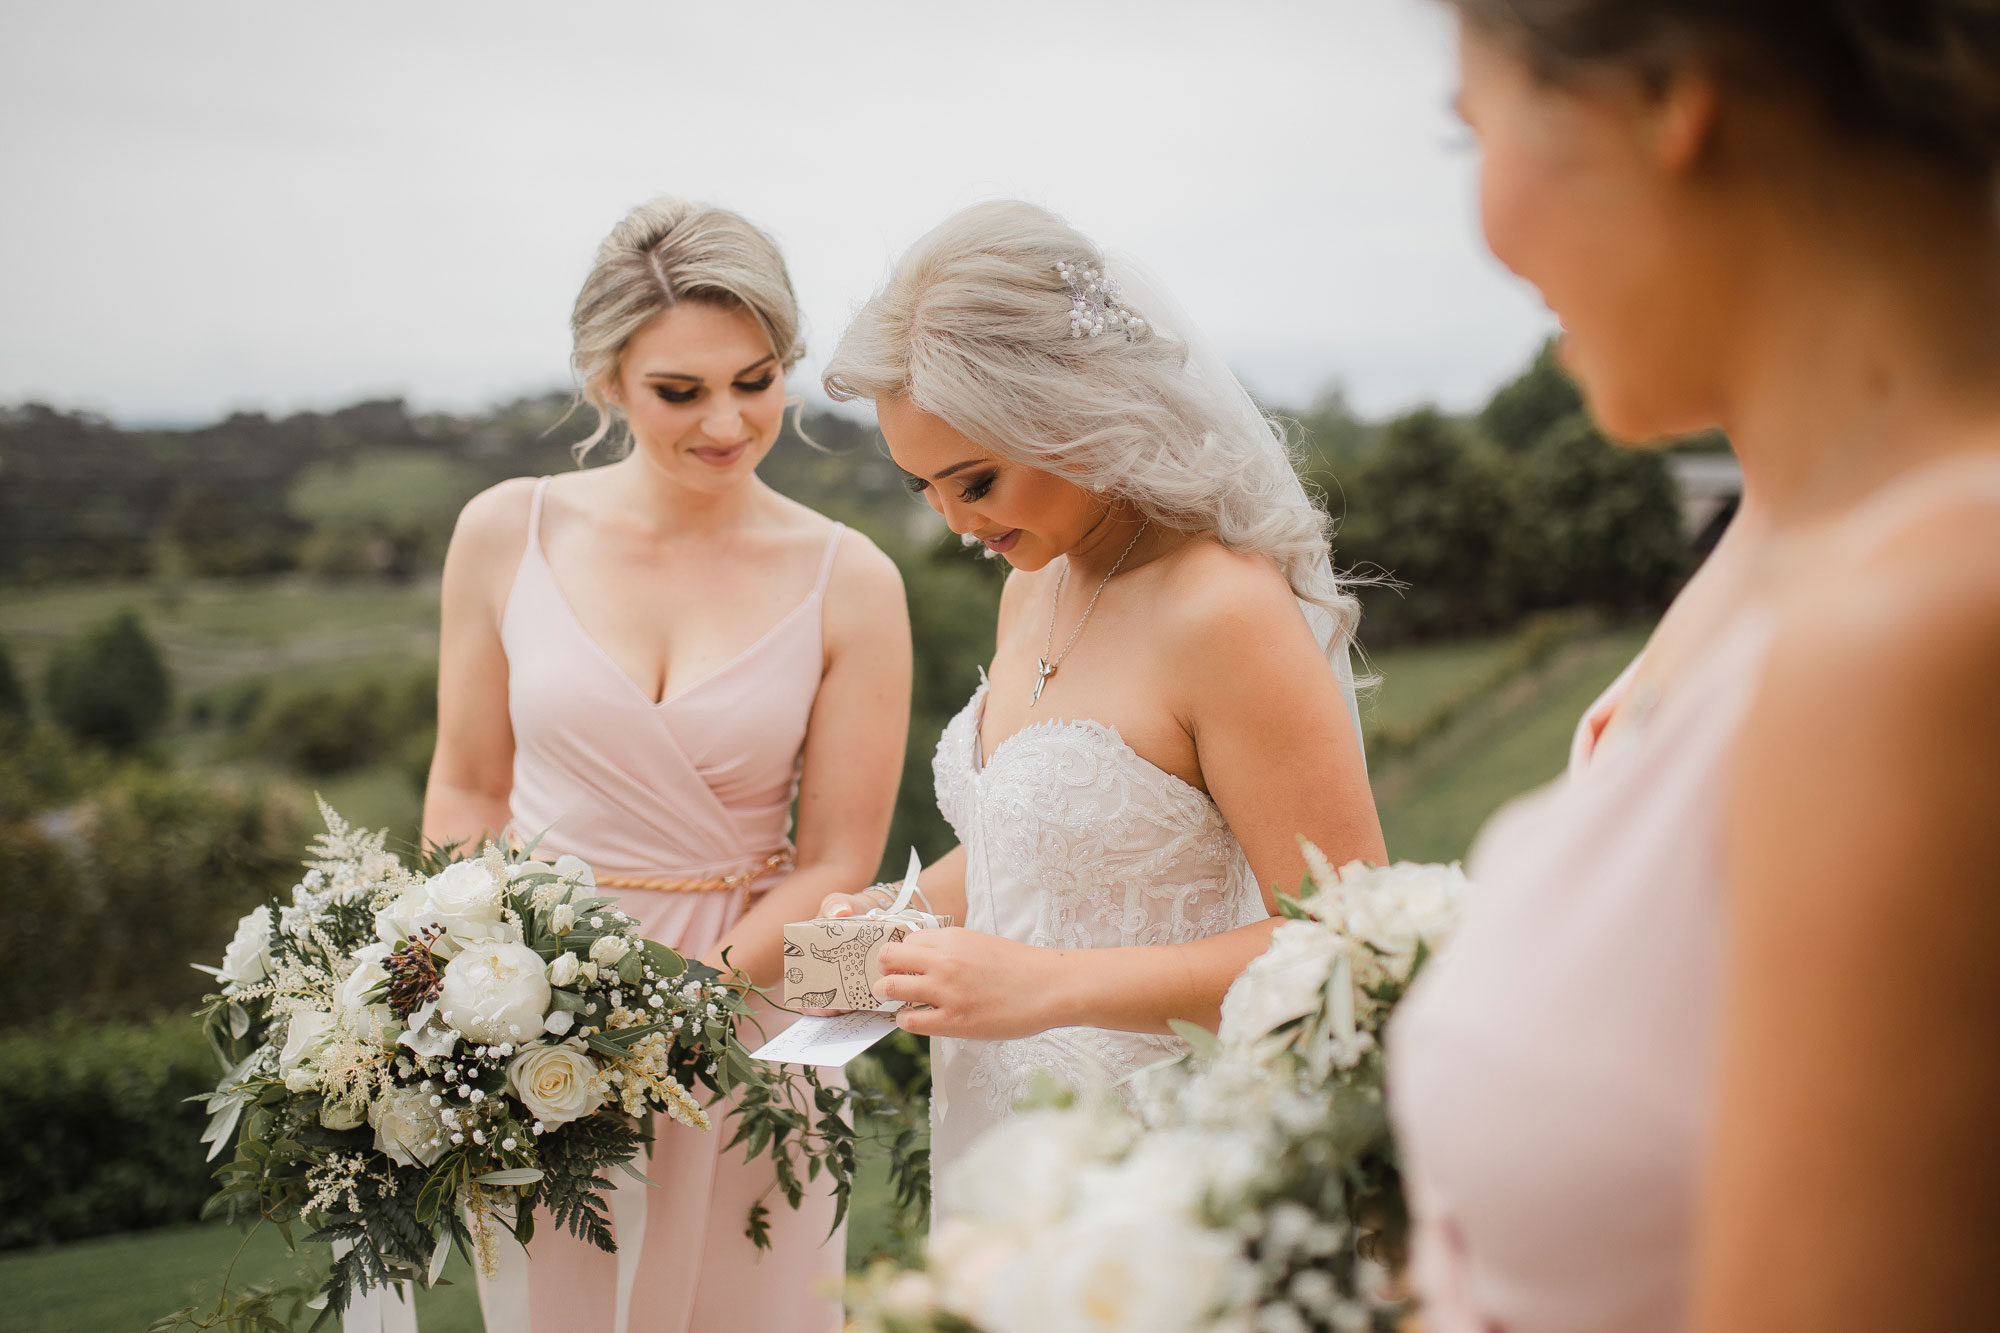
left=700, top=531, right=912, bottom=987
left=878, top=552, right=1384, bottom=1038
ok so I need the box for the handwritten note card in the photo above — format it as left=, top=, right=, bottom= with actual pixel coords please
left=750, top=1006, right=903, bottom=1067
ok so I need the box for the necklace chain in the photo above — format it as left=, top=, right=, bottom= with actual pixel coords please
left=1031, top=520, right=1149, bottom=707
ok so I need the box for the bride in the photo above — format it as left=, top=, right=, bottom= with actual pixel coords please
left=817, top=200, right=1386, bottom=1177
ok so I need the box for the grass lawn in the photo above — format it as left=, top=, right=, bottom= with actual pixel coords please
left=0, top=576, right=439, bottom=699
left=0, top=1220, right=484, bottom=1333
left=1357, top=634, right=1523, bottom=740
left=1373, top=624, right=1651, bottom=863
left=0, top=1151, right=908, bottom=1333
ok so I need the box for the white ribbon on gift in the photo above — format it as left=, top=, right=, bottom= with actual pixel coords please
left=857, top=848, right=945, bottom=929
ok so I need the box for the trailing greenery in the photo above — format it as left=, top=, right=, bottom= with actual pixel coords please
left=0, top=1017, right=218, bottom=1249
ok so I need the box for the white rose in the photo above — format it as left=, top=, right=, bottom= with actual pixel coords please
left=217, top=906, right=273, bottom=986
left=278, top=1009, right=335, bottom=1091
left=547, top=952, right=580, bottom=987
left=588, top=935, right=629, bottom=968
left=370, top=1085, right=449, bottom=1168
left=506, top=1041, right=604, bottom=1128
left=374, top=882, right=433, bottom=949
left=543, top=1009, right=575, bottom=1036
left=438, top=940, right=552, bottom=1044
left=549, top=904, right=577, bottom=936
left=1218, top=922, right=1343, bottom=1047
left=422, top=861, right=510, bottom=944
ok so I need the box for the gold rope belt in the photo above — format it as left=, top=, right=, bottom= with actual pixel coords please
left=594, top=848, right=794, bottom=894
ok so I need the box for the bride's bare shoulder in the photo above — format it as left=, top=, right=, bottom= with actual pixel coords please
left=1150, top=538, right=1304, bottom=640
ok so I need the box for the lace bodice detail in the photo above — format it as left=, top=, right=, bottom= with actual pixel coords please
left=927, top=679, right=1268, bottom=1196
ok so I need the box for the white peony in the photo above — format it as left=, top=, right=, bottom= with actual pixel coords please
left=1218, top=921, right=1343, bottom=1047
left=506, top=1040, right=604, bottom=1128
left=217, top=906, right=273, bottom=986
left=554, top=854, right=595, bottom=886
left=547, top=952, right=581, bottom=987
left=278, top=1009, right=335, bottom=1091
left=438, top=940, right=552, bottom=1044
left=369, top=1085, right=449, bottom=1168
left=983, top=1208, right=1245, bottom=1333
left=940, top=1104, right=1134, bottom=1233
left=588, top=934, right=629, bottom=968
left=1302, top=858, right=1468, bottom=983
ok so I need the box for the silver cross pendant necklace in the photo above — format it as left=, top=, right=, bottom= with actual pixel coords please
left=1031, top=520, right=1150, bottom=707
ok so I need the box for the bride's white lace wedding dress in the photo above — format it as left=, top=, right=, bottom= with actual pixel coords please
left=927, top=674, right=1270, bottom=1188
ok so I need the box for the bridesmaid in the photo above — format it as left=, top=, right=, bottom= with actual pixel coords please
left=1390, top=4, right=2000, bottom=1332
left=423, top=198, right=912, bottom=1333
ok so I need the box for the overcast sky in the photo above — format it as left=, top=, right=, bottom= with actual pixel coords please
left=0, top=0, right=1553, bottom=427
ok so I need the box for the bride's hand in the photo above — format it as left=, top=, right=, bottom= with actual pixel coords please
left=871, top=928, right=1060, bottom=1040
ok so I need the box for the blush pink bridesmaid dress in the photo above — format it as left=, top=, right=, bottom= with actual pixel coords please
left=1387, top=457, right=2000, bottom=1332
left=477, top=476, right=846, bottom=1333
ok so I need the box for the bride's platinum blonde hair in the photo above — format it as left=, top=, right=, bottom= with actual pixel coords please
left=822, top=199, right=1361, bottom=657
left=569, top=197, right=804, bottom=460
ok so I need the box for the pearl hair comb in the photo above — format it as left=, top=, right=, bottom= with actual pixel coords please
left=1057, top=259, right=1146, bottom=340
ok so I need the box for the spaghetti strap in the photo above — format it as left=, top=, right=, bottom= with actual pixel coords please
left=811, top=523, right=845, bottom=597
left=527, top=476, right=552, bottom=547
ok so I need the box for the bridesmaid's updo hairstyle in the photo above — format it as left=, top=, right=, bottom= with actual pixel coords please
left=822, top=200, right=1360, bottom=654
left=1448, top=0, right=2000, bottom=171
left=569, top=198, right=805, bottom=460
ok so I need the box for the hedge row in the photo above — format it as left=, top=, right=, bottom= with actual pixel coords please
left=0, top=1017, right=219, bottom=1249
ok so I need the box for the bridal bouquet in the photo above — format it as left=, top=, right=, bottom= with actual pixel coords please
left=847, top=851, right=1470, bottom=1333
left=182, top=802, right=874, bottom=1324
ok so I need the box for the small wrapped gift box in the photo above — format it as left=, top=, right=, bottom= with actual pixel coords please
left=782, top=850, right=950, bottom=1011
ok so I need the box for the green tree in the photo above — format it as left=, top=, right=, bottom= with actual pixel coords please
left=43, top=611, right=173, bottom=751
left=1508, top=415, right=1689, bottom=613
left=1332, top=409, right=1519, bottom=641
left=0, top=637, right=25, bottom=724
left=1480, top=337, right=1585, bottom=454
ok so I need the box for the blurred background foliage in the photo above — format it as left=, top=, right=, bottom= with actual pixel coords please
left=0, top=338, right=1731, bottom=1282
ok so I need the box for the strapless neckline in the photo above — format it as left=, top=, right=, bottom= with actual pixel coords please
left=968, top=677, right=1210, bottom=803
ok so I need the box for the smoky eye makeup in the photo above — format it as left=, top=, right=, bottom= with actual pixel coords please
left=734, top=375, right=776, bottom=394
left=957, top=473, right=996, bottom=502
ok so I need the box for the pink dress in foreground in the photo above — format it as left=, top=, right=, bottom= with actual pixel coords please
left=1387, top=457, right=2000, bottom=1332
left=479, top=477, right=845, bottom=1333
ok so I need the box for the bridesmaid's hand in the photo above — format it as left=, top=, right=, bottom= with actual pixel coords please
left=871, top=927, right=1062, bottom=1040
left=815, top=891, right=879, bottom=920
